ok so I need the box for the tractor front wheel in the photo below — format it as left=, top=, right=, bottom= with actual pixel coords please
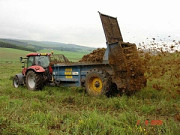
left=13, top=76, right=20, bottom=88
left=26, top=71, right=44, bottom=90
left=85, top=69, right=111, bottom=96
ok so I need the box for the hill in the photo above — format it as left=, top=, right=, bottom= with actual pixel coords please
left=0, top=41, right=37, bottom=52
left=0, top=38, right=95, bottom=52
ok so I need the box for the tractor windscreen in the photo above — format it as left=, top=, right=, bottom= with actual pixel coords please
left=35, top=56, right=50, bottom=68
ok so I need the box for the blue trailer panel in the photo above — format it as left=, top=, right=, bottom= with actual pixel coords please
left=52, top=62, right=111, bottom=87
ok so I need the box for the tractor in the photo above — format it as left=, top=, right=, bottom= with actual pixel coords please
left=13, top=12, right=146, bottom=96
left=13, top=53, right=53, bottom=90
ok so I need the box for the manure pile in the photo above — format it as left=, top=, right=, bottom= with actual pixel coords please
left=79, top=48, right=106, bottom=63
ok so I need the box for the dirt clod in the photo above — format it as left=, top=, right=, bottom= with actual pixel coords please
left=174, top=113, right=180, bottom=121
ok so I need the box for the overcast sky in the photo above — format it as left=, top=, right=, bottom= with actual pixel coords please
left=0, top=0, right=179, bottom=47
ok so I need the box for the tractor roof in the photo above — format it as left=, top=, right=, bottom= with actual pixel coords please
left=26, top=53, right=51, bottom=57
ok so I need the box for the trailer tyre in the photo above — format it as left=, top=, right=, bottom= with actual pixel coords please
left=26, top=71, right=44, bottom=90
left=85, top=69, right=111, bottom=96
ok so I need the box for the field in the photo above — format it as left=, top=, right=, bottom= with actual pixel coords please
left=0, top=48, right=179, bottom=135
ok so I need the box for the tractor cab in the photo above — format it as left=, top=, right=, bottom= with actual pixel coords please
left=20, top=53, right=51, bottom=75
left=26, top=53, right=50, bottom=68
left=21, top=53, right=51, bottom=68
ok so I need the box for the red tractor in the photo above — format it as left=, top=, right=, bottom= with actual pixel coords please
left=13, top=53, right=53, bottom=90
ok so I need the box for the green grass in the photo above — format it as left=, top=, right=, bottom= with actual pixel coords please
left=0, top=48, right=179, bottom=135
left=40, top=49, right=88, bottom=62
left=0, top=48, right=30, bottom=62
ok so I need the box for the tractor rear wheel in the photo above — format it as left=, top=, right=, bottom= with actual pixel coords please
left=26, top=71, right=44, bottom=90
left=85, top=69, right=111, bottom=96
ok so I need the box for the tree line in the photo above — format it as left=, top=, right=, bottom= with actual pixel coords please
left=0, top=41, right=36, bottom=52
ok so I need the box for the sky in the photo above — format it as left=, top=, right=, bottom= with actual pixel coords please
left=0, top=0, right=179, bottom=48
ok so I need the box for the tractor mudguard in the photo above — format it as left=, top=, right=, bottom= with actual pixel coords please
left=15, top=73, right=24, bottom=85
left=26, top=65, right=45, bottom=74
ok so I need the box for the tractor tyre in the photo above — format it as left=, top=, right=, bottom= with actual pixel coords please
left=26, top=71, right=44, bottom=90
left=13, top=75, right=20, bottom=88
left=85, top=69, right=111, bottom=96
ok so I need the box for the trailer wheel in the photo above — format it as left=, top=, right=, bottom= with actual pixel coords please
left=26, top=71, right=44, bottom=90
left=85, top=69, right=111, bottom=96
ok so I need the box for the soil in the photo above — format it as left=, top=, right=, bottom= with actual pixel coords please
left=175, top=113, right=180, bottom=121
left=79, top=48, right=106, bottom=63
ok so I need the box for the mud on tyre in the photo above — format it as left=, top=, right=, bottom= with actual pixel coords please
left=26, top=70, right=44, bottom=90
left=85, top=68, right=111, bottom=96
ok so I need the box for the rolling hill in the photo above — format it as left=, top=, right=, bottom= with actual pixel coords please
left=0, top=38, right=95, bottom=52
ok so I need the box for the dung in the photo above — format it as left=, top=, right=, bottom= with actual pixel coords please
left=79, top=48, right=106, bottom=63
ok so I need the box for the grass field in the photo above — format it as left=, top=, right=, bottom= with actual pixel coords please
left=0, top=48, right=87, bottom=62
left=40, top=49, right=88, bottom=62
left=0, top=48, right=179, bottom=135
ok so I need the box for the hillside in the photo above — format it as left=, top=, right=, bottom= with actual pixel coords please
left=0, top=38, right=95, bottom=52
left=0, top=41, right=37, bottom=52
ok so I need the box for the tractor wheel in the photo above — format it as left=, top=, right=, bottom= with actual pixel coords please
left=26, top=71, right=44, bottom=90
left=85, top=69, right=111, bottom=96
left=13, top=76, right=19, bottom=88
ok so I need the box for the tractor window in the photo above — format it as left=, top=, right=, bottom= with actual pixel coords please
left=35, top=56, right=50, bottom=68
left=27, top=56, right=34, bottom=67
